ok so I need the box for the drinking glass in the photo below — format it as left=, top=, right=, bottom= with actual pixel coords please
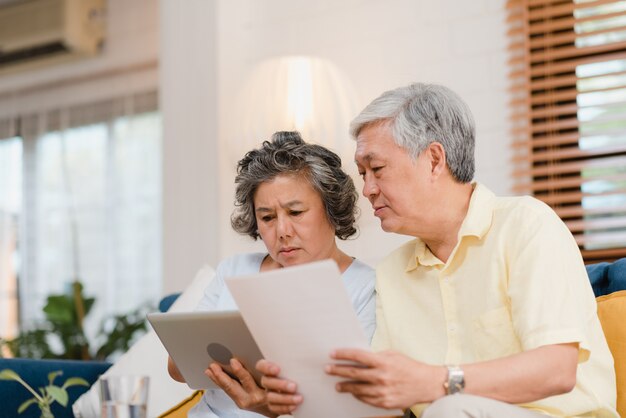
left=99, top=375, right=149, bottom=418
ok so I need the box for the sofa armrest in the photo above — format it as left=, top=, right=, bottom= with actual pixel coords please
left=0, top=358, right=111, bottom=418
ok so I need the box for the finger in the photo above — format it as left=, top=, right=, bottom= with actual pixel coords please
left=353, top=394, right=387, bottom=408
left=266, top=391, right=303, bottom=407
left=325, top=363, right=374, bottom=382
left=204, top=366, right=218, bottom=384
left=256, top=359, right=280, bottom=376
left=206, top=363, right=245, bottom=396
left=267, top=403, right=299, bottom=416
left=330, top=348, right=380, bottom=367
left=261, top=376, right=297, bottom=394
left=230, top=358, right=261, bottom=391
left=335, top=381, right=381, bottom=397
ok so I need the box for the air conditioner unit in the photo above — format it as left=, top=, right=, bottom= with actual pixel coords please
left=0, top=0, right=105, bottom=73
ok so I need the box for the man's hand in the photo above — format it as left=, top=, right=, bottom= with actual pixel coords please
left=256, top=359, right=303, bottom=416
left=325, top=349, right=446, bottom=409
left=205, top=359, right=274, bottom=416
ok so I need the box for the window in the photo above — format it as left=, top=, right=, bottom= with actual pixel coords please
left=507, top=0, right=626, bottom=262
left=0, top=136, right=22, bottom=344
left=0, top=91, right=162, bottom=348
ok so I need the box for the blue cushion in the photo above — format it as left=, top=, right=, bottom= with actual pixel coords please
left=586, top=258, right=626, bottom=297
left=158, top=293, right=181, bottom=313
left=0, top=358, right=111, bottom=418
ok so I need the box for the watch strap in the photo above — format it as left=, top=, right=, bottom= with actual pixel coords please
left=443, top=365, right=465, bottom=395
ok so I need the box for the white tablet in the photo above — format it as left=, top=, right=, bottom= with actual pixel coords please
left=147, top=311, right=265, bottom=390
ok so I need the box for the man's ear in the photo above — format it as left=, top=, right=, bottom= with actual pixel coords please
left=427, top=142, right=447, bottom=178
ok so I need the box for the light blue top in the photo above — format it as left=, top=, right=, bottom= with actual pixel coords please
left=189, top=252, right=376, bottom=418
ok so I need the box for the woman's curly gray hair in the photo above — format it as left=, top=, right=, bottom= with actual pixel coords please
left=231, top=131, right=359, bottom=240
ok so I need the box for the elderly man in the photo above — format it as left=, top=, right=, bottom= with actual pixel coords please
left=258, top=83, right=618, bottom=418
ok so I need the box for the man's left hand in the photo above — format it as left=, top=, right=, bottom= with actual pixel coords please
left=325, top=349, right=446, bottom=409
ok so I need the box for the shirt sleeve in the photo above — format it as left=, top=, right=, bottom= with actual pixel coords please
left=506, top=201, right=595, bottom=362
left=194, top=261, right=227, bottom=312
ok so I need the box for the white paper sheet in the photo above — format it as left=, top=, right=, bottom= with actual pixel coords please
left=226, top=259, right=401, bottom=418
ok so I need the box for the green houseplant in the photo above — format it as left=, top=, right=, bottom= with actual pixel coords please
left=0, top=369, right=89, bottom=418
left=1, top=281, right=150, bottom=361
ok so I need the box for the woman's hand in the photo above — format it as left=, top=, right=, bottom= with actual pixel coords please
left=205, top=359, right=274, bottom=416
left=256, top=359, right=303, bottom=416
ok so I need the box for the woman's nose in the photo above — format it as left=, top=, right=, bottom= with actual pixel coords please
left=276, top=216, right=293, bottom=238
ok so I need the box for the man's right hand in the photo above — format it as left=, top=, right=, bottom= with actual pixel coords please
left=256, top=359, right=303, bottom=416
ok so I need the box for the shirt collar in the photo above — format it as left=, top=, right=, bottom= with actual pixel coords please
left=406, top=182, right=495, bottom=272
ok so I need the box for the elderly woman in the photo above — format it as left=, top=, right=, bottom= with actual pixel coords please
left=167, top=131, right=375, bottom=418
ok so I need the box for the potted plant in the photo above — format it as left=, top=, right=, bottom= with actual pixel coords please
left=0, top=369, right=88, bottom=418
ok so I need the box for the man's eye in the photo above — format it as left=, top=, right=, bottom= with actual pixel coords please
left=372, top=166, right=384, bottom=172
left=290, top=211, right=303, bottom=216
left=261, top=216, right=274, bottom=222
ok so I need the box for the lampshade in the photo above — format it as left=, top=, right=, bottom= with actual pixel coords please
left=236, top=56, right=359, bottom=159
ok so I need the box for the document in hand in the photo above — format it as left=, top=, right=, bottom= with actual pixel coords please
left=225, top=260, right=401, bottom=418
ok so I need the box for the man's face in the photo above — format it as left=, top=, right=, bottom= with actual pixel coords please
left=355, top=123, right=434, bottom=235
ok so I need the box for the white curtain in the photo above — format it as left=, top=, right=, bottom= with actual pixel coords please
left=0, top=134, right=21, bottom=343
left=2, top=91, right=162, bottom=347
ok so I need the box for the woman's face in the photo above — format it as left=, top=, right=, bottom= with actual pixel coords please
left=254, top=174, right=338, bottom=268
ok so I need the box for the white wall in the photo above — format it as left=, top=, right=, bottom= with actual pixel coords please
left=1, top=0, right=512, bottom=292
left=159, top=0, right=219, bottom=294
left=214, top=0, right=512, bottom=268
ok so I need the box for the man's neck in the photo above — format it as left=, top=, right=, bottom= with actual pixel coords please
left=422, top=182, right=475, bottom=263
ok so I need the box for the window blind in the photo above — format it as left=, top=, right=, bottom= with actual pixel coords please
left=507, top=0, right=626, bottom=262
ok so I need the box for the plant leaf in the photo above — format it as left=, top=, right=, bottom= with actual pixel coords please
left=17, top=398, right=38, bottom=414
left=48, top=371, right=62, bottom=385
left=44, top=296, right=74, bottom=324
left=62, top=377, right=89, bottom=389
left=0, top=369, right=21, bottom=381
left=46, top=385, right=68, bottom=407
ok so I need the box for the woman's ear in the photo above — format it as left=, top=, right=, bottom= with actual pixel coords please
left=427, top=142, right=447, bottom=178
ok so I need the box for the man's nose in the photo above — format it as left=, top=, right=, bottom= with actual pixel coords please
left=362, top=175, right=379, bottom=199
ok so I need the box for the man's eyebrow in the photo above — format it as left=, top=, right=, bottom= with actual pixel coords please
left=355, top=153, right=377, bottom=164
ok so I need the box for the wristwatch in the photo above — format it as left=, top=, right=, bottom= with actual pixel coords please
left=443, top=365, right=465, bottom=395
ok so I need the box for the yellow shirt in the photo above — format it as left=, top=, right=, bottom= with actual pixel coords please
left=372, top=183, right=617, bottom=418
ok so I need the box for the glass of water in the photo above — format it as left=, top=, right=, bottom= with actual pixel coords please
left=99, top=375, right=149, bottom=418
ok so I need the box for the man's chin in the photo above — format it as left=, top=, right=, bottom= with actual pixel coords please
left=379, top=218, right=397, bottom=233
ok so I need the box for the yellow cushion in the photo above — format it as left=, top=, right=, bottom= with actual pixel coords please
left=597, top=290, right=626, bottom=418
left=157, top=390, right=204, bottom=418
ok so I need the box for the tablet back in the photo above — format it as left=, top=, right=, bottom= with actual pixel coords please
left=147, top=311, right=264, bottom=390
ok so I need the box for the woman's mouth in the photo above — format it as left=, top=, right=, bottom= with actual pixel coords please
left=279, top=247, right=299, bottom=255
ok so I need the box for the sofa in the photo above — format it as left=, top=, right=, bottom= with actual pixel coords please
left=0, top=261, right=624, bottom=418
left=0, top=358, right=112, bottom=418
